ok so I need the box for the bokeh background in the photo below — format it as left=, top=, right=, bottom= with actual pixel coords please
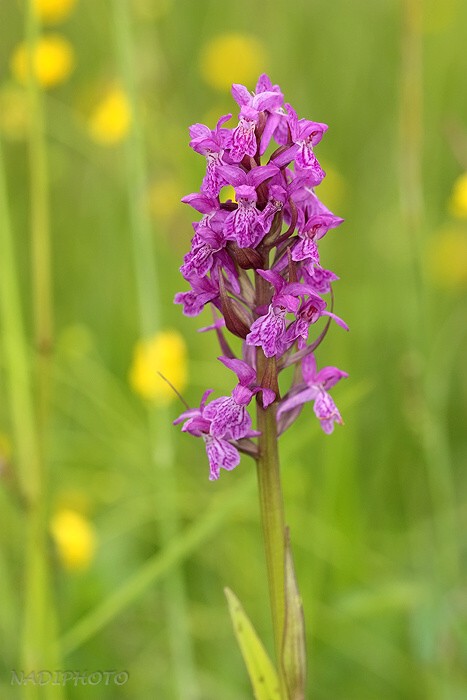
left=1, top=0, right=467, bottom=698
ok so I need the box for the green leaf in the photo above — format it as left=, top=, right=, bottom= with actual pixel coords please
left=281, top=529, right=307, bottom=700
left=224, top=587, right=281, bottom=700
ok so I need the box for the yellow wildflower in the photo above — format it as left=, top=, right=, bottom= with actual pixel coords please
left=200, top=33, right=268, bottom=91
left=448, top=173, right=467, bottom=219
left=33, top=0, right=77, bottom=24
left=50, top=508, right=96, bottom=571
left=88, top=86, right=131, bottom=145
left=129, top=330, right=188, bottom=405
left=0, top=84, right=29, bottom=141
left=10, top=35, right=74, bottom=89
left=426, top=226, right=467, bottom=290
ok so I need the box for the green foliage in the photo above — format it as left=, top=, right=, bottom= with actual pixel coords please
left=282, top=530, right=307, bottom=700
left=225, top=588, right=281, bottom=700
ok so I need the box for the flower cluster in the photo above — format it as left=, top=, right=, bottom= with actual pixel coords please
left=175, top=74, right=348, bottom=480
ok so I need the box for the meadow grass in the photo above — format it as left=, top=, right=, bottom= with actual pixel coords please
left=0, top=0, right=466, bottom=698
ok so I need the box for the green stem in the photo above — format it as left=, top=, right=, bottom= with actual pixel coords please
left=112, top=3, right=198, bottom=698
left=27, top=3, right=53, bottom=377
left=255, top=270, right=287, bottom=698
left=0, top=127, right=62, bottom=700
left=17, top=4, right=62, bottom=698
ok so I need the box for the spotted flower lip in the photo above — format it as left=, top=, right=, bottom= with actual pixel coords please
left=204, top=435, right=240, bottom=481
left=175, top=73, right=348, bottom=479
left=173, top=389, right=243, bottom=480
left=220, top=163, right=280, bottom=248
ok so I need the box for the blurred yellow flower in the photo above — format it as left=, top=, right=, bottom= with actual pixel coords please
left=129, top=330, right=188, bottom=404
left=34, top=0, right=77, bottom=24
left=426, top=226, right=467, bottom=290
left=0, top=84, right=29, bottom=141
left=200, top=33, right=268, bottom=91
left=50, top=508, right=96, bottom=571
left=448, top=173, right=467, bottom=219
left=10, top=35, right=74, bottom=88
left=88, top=87, right=131, bottom=145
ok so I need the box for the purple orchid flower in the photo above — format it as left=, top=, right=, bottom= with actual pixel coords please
left=246, top=269, right=319, bottom=358
left=297, top=190, right=344, bottom=240
left=174, top=273, right=219, bottom=317
left=174, top=390, right=241, bottom=480
left=301, top=264, right=339, bottom=294
left=176, top=74, right=349, bottom=479
left=230, top=81, right=284, bottom=162
left=258, top=183, right=288, bottom=234
left=189, top=114, right=233, bottom=197
left=180, top=228, right=231, bottom=279
left=203, top=356, right=273, bottom=439
left=254, top=73, right=289, bottom=154
left=278, top=104, right=328, bottom=184
left=277, top=354, right=348, bottom=434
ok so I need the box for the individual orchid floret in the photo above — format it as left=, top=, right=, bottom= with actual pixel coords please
left=284, top=295, right=327, bottom=349
left=230, top=81, right=284, bottom=162
left=219, top=356, right=276, bottom=408
left=286, top=104, right=328, bottom=183
left=189, top=114, right=233, bottom=196
left=202, top=356, right=271, bottom=439
left=174, top=390, right=241, bottom=480
left=203, top=391, right=253, bottom=440
left=221, top=163, right=279, bottom=248
left=246, top=270, right=317, bottom=358
left=297, top=190, right=344, bottom=240
left=254, top=73, right=289, bottom=154
left=302, top=265, right=339, bottom=294
left=277, top=354, right=348, bottom=434
left=174, top=274, right=219, bottom=317
left=258, top=183, right=288, bottom=235
left=246, top=304, right=289, bottom=359
left=181, top=190, right=219, bottom=212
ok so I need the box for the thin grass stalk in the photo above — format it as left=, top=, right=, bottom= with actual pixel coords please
left=399, top=1, right=460, bottom=693
left=399, top=0, right=460, bottom=585
left=13, top=4, right=63, bottom=698
left=0, top=143, right=61, bottom=700
left=111, top=2, right=198, bottom=697
left=26, top=0, right=54, bottom=413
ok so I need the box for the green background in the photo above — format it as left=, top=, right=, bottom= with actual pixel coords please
left=1, top=0, right=466, bottom=698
